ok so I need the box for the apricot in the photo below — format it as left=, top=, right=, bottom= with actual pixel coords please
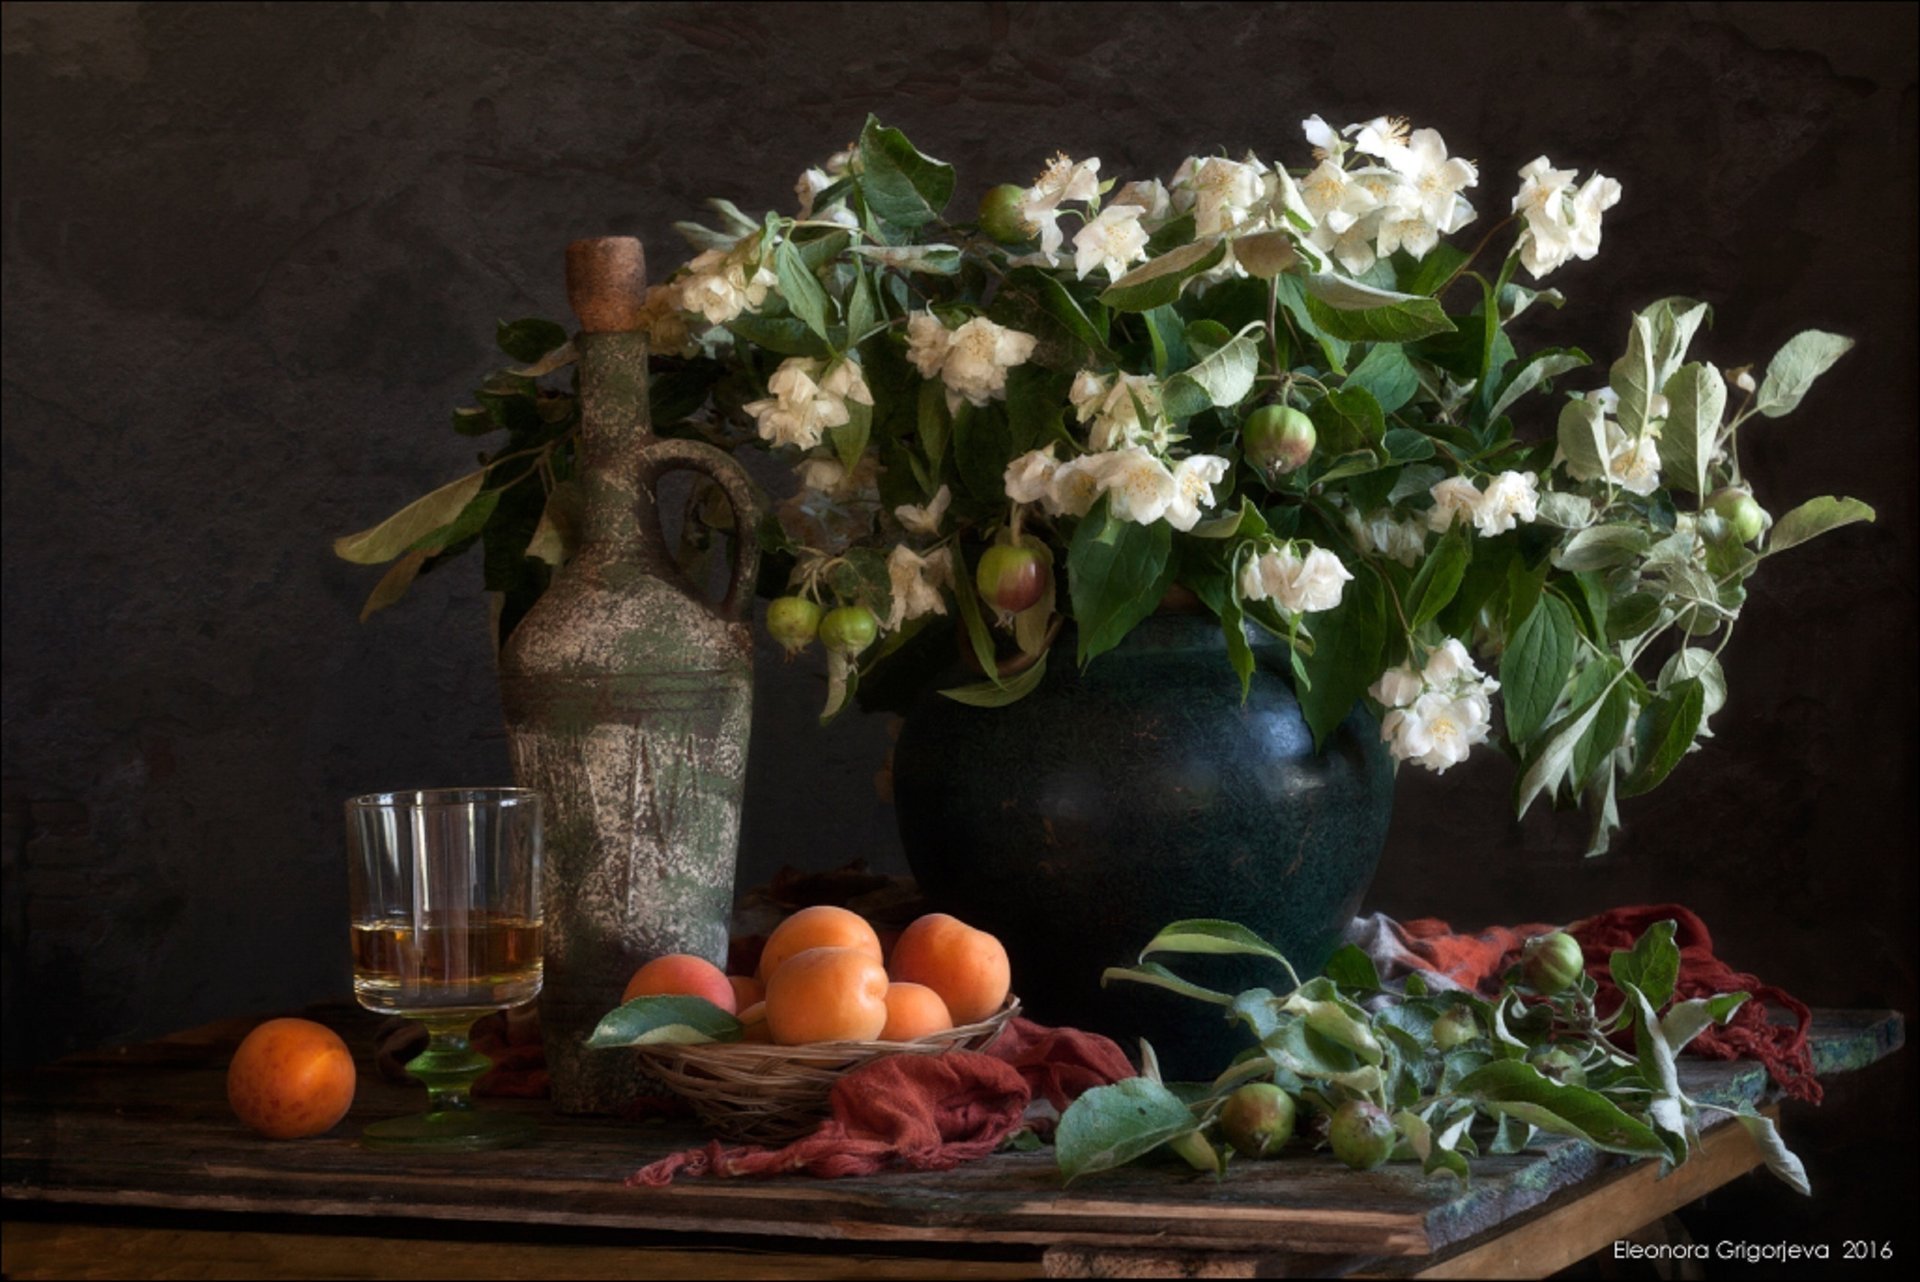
left=755, top=905, right=883, bottom=983
left=622, top=954, right=736, bottom=1013
left=227, top=1017, right=357, bottom=1140
left=727, top=975, right=765, bottom=1010
left=888, top=913, right=1011, bottom=1024
left=736, top=1000, right=772, bottom=1044
left=764, top=946, right=890, bottom=1044
left=880, top=982, right=954, bottom=1042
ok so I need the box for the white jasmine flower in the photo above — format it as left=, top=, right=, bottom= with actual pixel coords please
left=680, top=247, right=777, bottom=327
left=795, top=456, right=847, bottom=494
left=1299, top=159, right=1381, bottom=236
left=1046, top=453, right=1108, bottom=518
left=1349, top=115, right=1414, bottom=170
left=638, top=282, right=698, bottom=358
left=1382, top=689, right=1490, bottom=774
left=1422, top=638, right=1486, bottom=688
left=1513, top=156, right=1621, bottom=280
left=1427, top=475, right=1484, bottom=532
left=1733, top=369, right=1757, bottom=394
left=1473, top=470, right=1540, bottom=536
left=795, top=167, right=831, bottom=218
left=940, top=316, right=1037, bottom=410
left=1565, top=172, right=1623, bottom=261
left=1172, top=155, right=1268, bottom=236
left=1092, top=446, right=1179, bottom=525
left=1238, top=554, right=1268, bottom=605
left=905, top=312, right=952, bottom=379
left=1004, top=446, right=1060, bottom=505
left=1073, top=203, right=1151, bottom=281
left=1246, top=543, right=1352, bottom=613
left=743, top=356, right=867, bottom=451
left=885, top=545, right=952, bottom=631
left=1072, top=369, right=1164, bottom=450
left=1301, top=114, right=1350, bottom=162
left=893, top=484, right=952, bottom=536
left=1019, top=153, right=1102, bottom=259
left=1567, top=420, right=1663, bottom=496
left=1111, top=178, right=1172, bottom=224
left=1373, top=128, right=1478, bottom=260
left=1343, top=504, right=1428, bottom=568
left=1370, top=663, right=1424, bottom=708
left=1165, top=455, right=1231, bottom=532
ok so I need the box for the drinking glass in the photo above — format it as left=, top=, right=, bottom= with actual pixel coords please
left=345, top=787, right=544, bottom=1150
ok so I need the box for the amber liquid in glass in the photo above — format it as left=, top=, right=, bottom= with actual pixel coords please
left=352, top=911, right=544, bottom=1014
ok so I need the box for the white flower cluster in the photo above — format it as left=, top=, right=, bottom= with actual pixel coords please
left=906, top=312, right=1038, bottom=414
left=1427, top=470, right=1542, bottom=537
left=1372, top=639, right=1499, bottom=774
left=1340, top=502, right=1430, bottom=567
left=679, top=243, right=778, bottom=328
left=795, top=148, right=859, bottom=229
left=885, top=544, right=952, bottom=631
left=1295, top=115, right=1480, bottom=273
left=1564, top=389, right=1663, bottom=495
left=1239, top=542, right=1354, bottom=614
left=1012, top=153, right=1154, bottom=282
left=1069, top=369, right=1169, bottom=451
left=1003, top=444, right=1230, bottom=533
left=742, top=357, right=872, bottom=451
left=1512, top=157, right=1622, bottom=280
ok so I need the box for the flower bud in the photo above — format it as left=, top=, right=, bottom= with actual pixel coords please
left=1520, top=932, right=1585, bottom=996
left=975, top=544, right=1048, bottom=615
left=1218, top=1082, right=1296, bottom=1158
left=766, top=597, right=823, bottom=654
left=1243, top=405, right=1316, bottom=477
left=818, top=605, right=879, bottom=657
left=1328, top=1098, right=1395, bottom=1171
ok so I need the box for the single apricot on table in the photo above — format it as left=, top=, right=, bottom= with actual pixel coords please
left=764, top=946, right=890, bottom=1044
left=622, top=954, right=736, bottom=1013
left=888, top=913, right=1011, bottom=1024
left=227, top=1017, right=357, bottom=1140
left=880, top=982, right=954, bottom=1041
left=755, top=905, right=883, bottom=983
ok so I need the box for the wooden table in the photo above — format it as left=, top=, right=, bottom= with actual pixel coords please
left=2, top=1005, right=1902, bottom=1279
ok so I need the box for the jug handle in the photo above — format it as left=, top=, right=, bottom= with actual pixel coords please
left=638, top=437, right=762, bottom=622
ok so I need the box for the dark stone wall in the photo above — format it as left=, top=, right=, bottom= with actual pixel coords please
left=4, top=0, right=1913, bottom=1253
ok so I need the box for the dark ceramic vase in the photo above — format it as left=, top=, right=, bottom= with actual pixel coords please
left=892, top=612, right=1394, bottom=1079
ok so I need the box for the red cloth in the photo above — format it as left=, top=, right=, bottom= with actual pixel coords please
left=1393, top=903, right=1820, bottom=1103
left=628, top=1017, right=1134, bottom=1185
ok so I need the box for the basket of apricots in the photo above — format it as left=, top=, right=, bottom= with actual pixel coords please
left=587, top=906, right=1017, bottom=1142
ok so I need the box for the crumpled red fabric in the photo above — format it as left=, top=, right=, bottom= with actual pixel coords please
left=1386, top=903, right=1820, bottom=1103
left=627, top=1017, right=1135, bottom=1185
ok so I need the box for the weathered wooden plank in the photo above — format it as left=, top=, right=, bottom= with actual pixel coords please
left=1, top=1007, right=1901, bottom=1262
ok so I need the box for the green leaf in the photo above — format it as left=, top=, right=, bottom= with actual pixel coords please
left=1229, top=228, right=1298, bottom=278
left=1322, top=944, right=1383, bottom=992
left=1100, top=961, right=1233, bottom=1006
left=1099, top=238, right=1227, bottom=312
left=1139, top=918, right=1290, bottom=966
left=1755, top=330, right=1853, bottom=418
left=774, top=239, right=834, bottom=342
left=1621, top=679, right=1704, bottom=798
left=1733, top=1107, right=1810, bottom=1195
left=1571, top=674, right=1631, bottom=789
left=1397, top=243, right=1469, bottom=296
left=410, top=488, right=501, bottom=555
left=1515, top=672, right=1623, bottom=817
left=948, top=542, right=1004, bottom=689
left=1489, top=349, right=1590, bottom=424
left=828, top=398, right=872, bottom=474
left=848, top=242, right=963, bottom=276
left=1344, top=342, right=1419, bottom=415
left=1553, top=523, right=1650, bottom=572
left=496, top=317, right=569, bottom=364
left=939, top=653, right=1050, bottom=707
left=916, top=379, right=951, bottom=476
left=1302, top=275, right=1455, bottom=343
left=1609, top=919, right=1680, bottom=1010
left=584, top=994, right=743, bottom=1047
left=1263, top=1019, right=1383, bottom=1093
left=1458, top=1059, right=1670, bottom=1158
left=1220, top=590, right=1255, bottom=702
left=1662, top=993, right=1748, bottom=1056
left=1161, top=323, right=1261, bottom=420
left=1500, top=593, right=1577, bottom=743
left=1273, top=274, right=1349, bottom=374
left=1396, top=1110, right=1470, bottom=1182
left=855, top=116, right=954, bottom=229
left=1658, top=362, right=1725, bottom=496
left=1608, top=312, right=1660, bottom=438
left=1644, top=297, right=1712, bottom=388
left=358, top=549, right=429, bottom=622
left=1766, top=496, right=1875, bottom=554
left=1297, top=565, right=1386, bottom=751
left=726, top=313, right=830, bottom=357
left=334, top=471, right=488, bottom=565
left=952, top=402, right=1014, bottom=504
left=1281, top=980, right=1383, bottom=1065
left=1055, top=1077, right=1199, bottom=1183
left=1556, top=398, right=1610, bottom=482
left=1310, top=385, right=1386, bottom=454
left=1068, top=497, right=1175, bottom=665
left=1405, top=530, right=1470, bottom=629
left=846, top=265, right=880, bottom=343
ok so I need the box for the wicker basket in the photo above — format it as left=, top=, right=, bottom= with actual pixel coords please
left=634, top=996, right=1021, bottom=1143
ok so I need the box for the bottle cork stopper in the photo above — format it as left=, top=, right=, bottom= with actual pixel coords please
left=566, top=237, right=649, bottom=333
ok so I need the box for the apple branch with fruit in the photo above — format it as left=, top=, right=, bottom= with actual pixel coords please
left=337, top=113, right=1874, bottom=853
